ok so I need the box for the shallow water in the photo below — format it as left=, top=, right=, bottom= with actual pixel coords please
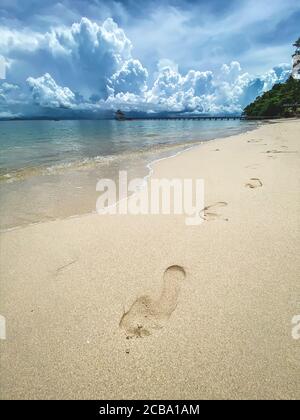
left=0, top=119, right=258, bottom=230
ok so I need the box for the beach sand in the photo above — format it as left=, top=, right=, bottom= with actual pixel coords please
left=0, top=120, right=299, bottom=400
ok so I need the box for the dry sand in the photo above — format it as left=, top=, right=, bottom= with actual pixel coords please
left=0, top=120, right=299, bottom=400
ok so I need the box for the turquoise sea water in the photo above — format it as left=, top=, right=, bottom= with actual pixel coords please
left=0, top=119, right=258, bottom=230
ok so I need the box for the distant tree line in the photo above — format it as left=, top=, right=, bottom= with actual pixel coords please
left=243, top=76, right=300, bottom=118
left=294, top=37, right=300, bottom=48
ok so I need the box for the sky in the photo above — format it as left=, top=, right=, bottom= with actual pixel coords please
left=0, top=0, right=299, bottom=118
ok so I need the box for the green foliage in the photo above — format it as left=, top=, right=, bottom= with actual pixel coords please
left=243, top=76, right=300, bottom=117
left=294, top=38, right=300, bottom=48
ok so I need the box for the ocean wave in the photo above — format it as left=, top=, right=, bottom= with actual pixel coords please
left=0, top=139, right=203, bottom=184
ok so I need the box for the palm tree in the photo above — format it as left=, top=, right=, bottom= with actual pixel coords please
left=293, top=38, right=300, bottom=48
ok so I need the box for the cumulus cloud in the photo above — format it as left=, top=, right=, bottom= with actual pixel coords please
left=108, top=59, right=148, bottom=95
left=141, top=60, right=290, bottom=114
left=0, top=82, right=19, bottom=94
left=27, top=73, right=76, bottom=108
left=0, top=27, right=44, bottom=55
left=0, top=16, right=292, bottom=118
left=1, top=17, right=146, bottom=99
left=45, top=16, right=133, bottom=93
left=260, top=64, right=291, bottom=91
left=0, top=80, right=21, bottom=105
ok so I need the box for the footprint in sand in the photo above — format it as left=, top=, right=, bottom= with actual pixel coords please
left=119, top=265, right=186, bottom=338
left=247, top=139, right=262, bottom=143
left=200, top=202, right=228, bottom=221
left=248, top=140, right=267, bottom=146
left=264, top=149, right=297, bottom=154
left=245, top=178, right=263, bottom=189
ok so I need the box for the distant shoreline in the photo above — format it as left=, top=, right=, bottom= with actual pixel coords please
left=1, top=115, right=298, bottom=122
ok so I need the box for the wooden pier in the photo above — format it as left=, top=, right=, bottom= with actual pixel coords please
left=127, top=116, right=244, bottom=121
left=115, top=113, right=278, bottom=122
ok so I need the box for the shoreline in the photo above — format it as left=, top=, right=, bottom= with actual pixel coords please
left=0, top=119, right=258, bottom=185
left=0, top=119, right=299, bottom=399
left=0, top=120, right=259, bottom=233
